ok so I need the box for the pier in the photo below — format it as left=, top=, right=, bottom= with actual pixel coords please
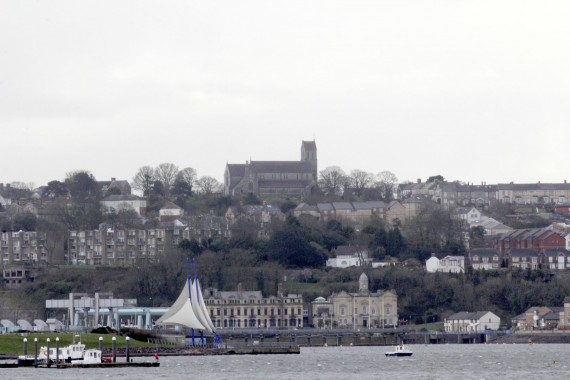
left=214, top=327, right=506, bottom=346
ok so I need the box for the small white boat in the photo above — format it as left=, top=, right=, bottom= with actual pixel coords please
left=385, top=344, right=413, bottom=357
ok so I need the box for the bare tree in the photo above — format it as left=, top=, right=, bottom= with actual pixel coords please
left=375, top=171, right=399, bottom=201
left=318, top=166, right=348, bottom=197
left=154, top=163, right=179, bottom=194
left=37, top=217, right=67, bottom=265
left=177, top=167, right=198, bottom=185
left=132, top=166, right=156, bottom=195
left=195, top=176, right=222, bottom=195
left=348, top=169, right=374, bottom=197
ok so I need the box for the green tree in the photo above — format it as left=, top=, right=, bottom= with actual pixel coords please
left=13, top=212, right=38, bottom=231
left=244, top=192, right=262, bottom=205
left=265, top=227, right=325, bottom=268
left=279, top=200, right=298, bottom=214
left=255, top=270, right=266, bottom=295
left=44, top=180, right=68, bottom=198
left=469, top=226, right=486, bottom=248
left=178, top=238, right=203, bottom=254
left=386, top=227, right=404, bottom=257
left=426, top=175, right=444, bottom=183
left=65, top=171, right=100, bottom=199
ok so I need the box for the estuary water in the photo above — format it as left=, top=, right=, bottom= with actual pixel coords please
left=4, top=344, right=570, bottom=379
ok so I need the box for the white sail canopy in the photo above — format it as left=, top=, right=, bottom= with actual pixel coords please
left=196, top=278, right=216, bottom=332
left=192, top=278, right=216, bottom=333
left=156, top=278, right=205, bottom=330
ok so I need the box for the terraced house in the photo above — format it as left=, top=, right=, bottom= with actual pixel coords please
left=398, top=179, right=570, bottom=210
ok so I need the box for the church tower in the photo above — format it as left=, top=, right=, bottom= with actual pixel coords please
left=301, top=140, right=318, bottom=180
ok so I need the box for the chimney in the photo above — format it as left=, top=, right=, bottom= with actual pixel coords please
left=277, top=283, right=283, bottom=297
left=111, top=177, right=116, bottom=181
left=237, top=283, right=243, bottom=293
left=417, top=178, right=421, bottom=184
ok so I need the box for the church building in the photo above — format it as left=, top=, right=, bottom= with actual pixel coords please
left=223, top=140, right=318, bottom=198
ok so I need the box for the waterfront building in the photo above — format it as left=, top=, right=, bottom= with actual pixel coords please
left=313, top=273, right=398, bottom=329
left=203, top=283, right=304, bottom=329
left=444, top=311, right=500, bottom=332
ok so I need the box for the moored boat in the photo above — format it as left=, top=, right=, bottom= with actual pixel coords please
left=17, top=335, right=103, bottom=366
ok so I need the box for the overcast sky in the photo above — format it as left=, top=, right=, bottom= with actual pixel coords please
left=1, top=1, right=569, bottom=188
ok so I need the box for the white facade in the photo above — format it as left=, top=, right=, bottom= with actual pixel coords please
left=100, top=195, right=146, bottom=215
left=326, top=254, right=369, bottom=268
left=463, top=207, right=482, bottom=224
left=445, top=311, right=501, bottom=332
left=425, top=255, right=464, bottom=273
left=159, top=202, right=184, bottom=218
left=439, top=256, right=465, bottom=273
left=426, top=256, right=440, bottom=273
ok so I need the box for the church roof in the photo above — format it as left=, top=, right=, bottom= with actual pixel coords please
left=251, top=160, right=313, bottom=174
left=227, top=164, right=246, bottom=177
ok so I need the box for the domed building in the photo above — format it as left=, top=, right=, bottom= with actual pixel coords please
left=311, top=272, right=398, bottom=329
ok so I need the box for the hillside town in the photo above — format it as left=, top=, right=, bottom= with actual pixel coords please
left=2, top=141, right=570, bottom=335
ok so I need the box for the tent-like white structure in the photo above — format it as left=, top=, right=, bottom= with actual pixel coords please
left=156, top=274, right=216, bottom=333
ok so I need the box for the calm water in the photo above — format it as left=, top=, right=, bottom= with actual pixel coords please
left=4, top=344, right=570, bottom=379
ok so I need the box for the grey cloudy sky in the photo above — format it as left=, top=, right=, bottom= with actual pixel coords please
left=1, top=1, right=569, bottom=188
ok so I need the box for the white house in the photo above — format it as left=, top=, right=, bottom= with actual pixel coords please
left=159, top=201, right=184, bottom=222
left=444, top=311, right=501, bottom=332
left=326, top=246, right=371, bottom=268
left=425, top=255, right=464, bottom=273
left=426, top=255, right=440, bottom=273
left=100, top=195, right=147, bottom=216
left=452, top=207, right=482, bottom=225
left=439, top=256, right=465, bottom=273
